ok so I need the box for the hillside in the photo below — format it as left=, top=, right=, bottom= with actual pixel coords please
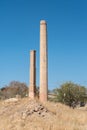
left=0, top=98, right=87, bottom=130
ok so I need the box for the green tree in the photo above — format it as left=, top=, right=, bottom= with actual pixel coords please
left=53, top=82, right=86, bottom=107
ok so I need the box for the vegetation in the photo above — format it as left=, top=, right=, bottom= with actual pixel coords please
left=0, top=81, right=40, bottom=100
left=0, top=81, right=28, bottom=99
left=53, top=82, right=87, bottom=107
left=0, top=80, right=87, bottom=108
left=1, top=97, right=87, bottom=130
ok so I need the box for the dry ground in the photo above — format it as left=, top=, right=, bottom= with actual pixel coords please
left=0, top=98, right=87, bottom=130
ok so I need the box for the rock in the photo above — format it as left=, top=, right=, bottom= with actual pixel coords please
left=43, top=108, right=48, bottom=112
left=22, top=112, right=27, bottom=119
left=18, top=100, right=52, bottom=120
left=37, top=111, right=41, bottom=115
left=34, top=106, right=39, bottom=112
left=4, top=98, right=18, bottom=103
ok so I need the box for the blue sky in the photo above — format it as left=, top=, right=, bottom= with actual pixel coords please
left=0, top=0, right=87, bottom=89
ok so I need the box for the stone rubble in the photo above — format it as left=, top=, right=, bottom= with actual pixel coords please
left=0, top=98, right=57, bottom=130
left=20, top=100, right=50, bottom=119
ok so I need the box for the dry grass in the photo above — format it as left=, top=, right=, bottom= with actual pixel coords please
left=43, top=101, right=87, bottom=130
left=0, top=98, right=87, bottom=130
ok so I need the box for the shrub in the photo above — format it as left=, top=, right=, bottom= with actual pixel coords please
left=0, top=81, right=28, bottom=99
left=53, top=82, right=87, bottom=107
